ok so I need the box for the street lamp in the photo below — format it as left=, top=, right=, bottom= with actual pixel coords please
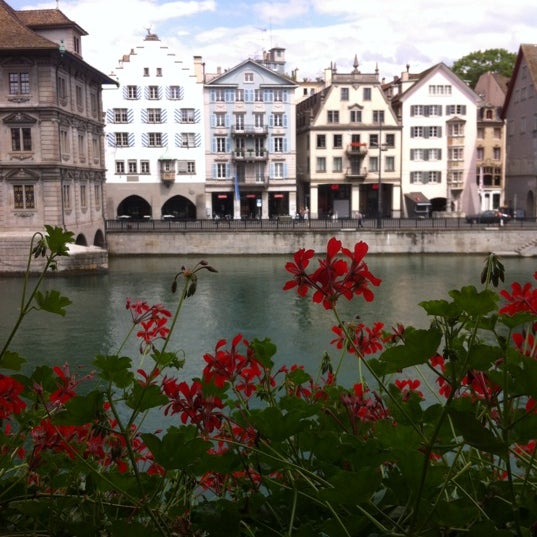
left=376, top=117, right=383, bottom=229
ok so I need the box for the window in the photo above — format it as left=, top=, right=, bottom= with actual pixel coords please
left=449, top=170, right=463, bottom=185
left=477, top=147, right=484, bottom=160
left=80, top=184, right=87, bottom=209
left=274, top=162, right=284, bottom=178
left=385, top=133, right=395, bottom=147
left=182, top=133, right=195, bottom=147
left=410, top=105, right=443, bottom=116
left=429, top=148, right=442, bottom=160
left=369, top=156, right=378, bottom=172
left=168, top=86, right=182, bottom=99
left=244, top=72, right=254, bottom=82
left=428, top=171, right=441, bottom=183
left=254, top=89, right=263, bottom=102
left=178, top=160, right=196, bottom=174
left=126, top=85, right=138, bottom=99
left=13, top=184, right=35, bottom=209
left=411, top=149, right=425, bottom=161
left=73, top=36, right=80, bottom=54
left=156, top=68, right=162, bottom=77
left=340, top=87, right=349, bottom=100
left=214, top=89, right=225, bottom=101
left=477, top=127, right=484, bottom=138
left=274, top=137, right=284, bottom=152
left=333, top=134, right=343, bottom=148
left=58, top=77, right=67, bottom=100
left=9, top=72, right=30, bottom=95
left=273, top=113, right=284, bottom=127
left=350, top=110, right=362, bottom=123
left=141, top=161, right=150, bottom=174
left=148, top=132, right=162, bottom=147
left=274, top=89, right=284, bottom=102
left=147, top=108, right=162, bottom=123
left=429, top=84, right=452, bottom=95
left=333, top=156, right=343, bottom=172
left=235, top=113, right=245, bottom=129
left=448, top=147, right=464, bottom=160
left=446, top=104, right=467, bottom=115
left=316, top=157, right=326, bottom=172
left=493, top=127, right=501, bottom=138
left=493, top=147, right=501, bottom=160
left=60, top=129, right=70, bottom=154
left=11, top=128, right=32, bottom=151
left=115, top=133, right=129, bottom=147
left=254, top=113, right=264, bottom=127
left=76, top=85, right=83, bottom=108
left=216, top=163, right=227, bottom=178
left=90, top=93, right=98, bottom=116
left=128, top=160, right=137, bottom=173
left=316, top=135, right=326, bottom=148
left=429, top=105, right=442, bottom=116
left=215, top=113, right=226, bottom=127
left=180, top=108, right=195, bottom=123
left=363, top=87, right=371, bottom=100
left=216, top=137, right=226, bottom=152
left=78, top=133, right=86, bottom=160
left=235, top=89, right=244, bottom=101
left=369, top=134, right=379, bottom=147
left=92, top=137, right=99, bottom=161
left=372, top=110, right=384, bottom=124
left=94, top=184, right=101, bottom=208
left=448, top=123, right=464, bottom=136
left=411, top=127, right=424, bottom=138
left=113, top=108, right=129, bottom=123
left=148, top=86, right=160, bottom=99
left=143, top=67, right=149, bottom=77
left=385, top=156, right=395, bottom=171
left=410, top=171, right=422, bottom=184
left=115, top=161, right=125, bottom=173
left=429, top=126, right=441, bottom=138
left=62, top=184, right=71, bottom=210
left=327, top=111, right=339, bottom=123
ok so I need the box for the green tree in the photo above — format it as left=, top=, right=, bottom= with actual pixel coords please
left=451, top=48, right=516, bottom=88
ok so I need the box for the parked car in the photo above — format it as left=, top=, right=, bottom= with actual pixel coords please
left=465, top=210, right=510, bottom=224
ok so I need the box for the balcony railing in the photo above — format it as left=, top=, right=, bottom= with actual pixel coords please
left=346, top=142, right=368, bottom=155
left=231, top=125, right=268, bottom=136
left=345, top=166, right=368, bottom=179
left=232, top=150, right=268, bottom=161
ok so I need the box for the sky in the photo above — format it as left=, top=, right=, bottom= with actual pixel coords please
left=8, top=0, right=537, bottom=82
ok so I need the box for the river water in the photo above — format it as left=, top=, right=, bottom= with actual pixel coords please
left=1, top=253, right=536, bottom=383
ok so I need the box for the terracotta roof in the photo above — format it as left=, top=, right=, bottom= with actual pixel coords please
left=0, top=0, right=58, bottom=50
left=17, top=8, right=87, bottom=35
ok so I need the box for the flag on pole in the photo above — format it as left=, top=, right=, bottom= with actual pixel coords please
left=234, top=173, right=240, bottom=200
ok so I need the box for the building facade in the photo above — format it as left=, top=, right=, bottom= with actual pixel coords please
left=296, top=58, right=402, bottom=219
left=474, top=72, right=509, bottom=212
left=502, top=44, right=537, bottom=219
left=103, top=32, right=206, bottom=221
left=390, top=63, right=480, bottom=216
left=204, top=51, right=298, bottom=220
left=0, top=0, right=115, bottom=246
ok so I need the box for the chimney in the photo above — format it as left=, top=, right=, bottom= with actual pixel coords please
left=193, top=55, right=204, bottom=83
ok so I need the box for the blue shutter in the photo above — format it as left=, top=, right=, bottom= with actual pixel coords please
left=225, top=114, right=230, bottom=128
left=106, top=110, right=114, bottom=123
left=127, top=109, right=134, bottom=123
left=283, top=89, right=288, bottom=102
left=141, top=133, right=148, bottom=147
left=194, top=109, right=201, bottom=123
left=212, top=163, right=217, bottom=179
left=284, top=163, right=288, bottom=178
left=161, top=133, right=168, bottom=147
left=161, top=110, right=167, bottom=123
left=211, top=114, right=216, bottom=128
left=283, top=138, right=288, bottom=152
left=141, top=109, right=148, bottom=123
left=269, top=114, right=274, bottom=127
left=175, top=133, right=182, bottom=147
left=283, top=114, right=288, bottom=127
left=106, top=133, right=116, bottom=147
left=195, top=133, right=201, bottom=147
left=226, top=163, right=231, bottom=178
left=174, top=109, right=181, bottom=123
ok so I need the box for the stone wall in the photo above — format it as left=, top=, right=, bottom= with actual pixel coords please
left=0, top=232, right=108, bottom=274
left=105, top=228, right=537, bottom=257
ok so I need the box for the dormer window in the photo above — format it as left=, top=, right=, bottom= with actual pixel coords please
left=143, top=67, right=149, bottom=77
left=73, top=36, right=80, bottom=54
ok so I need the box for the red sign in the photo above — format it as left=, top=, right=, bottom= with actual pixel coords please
left=217, top=194, right=228, bottom=199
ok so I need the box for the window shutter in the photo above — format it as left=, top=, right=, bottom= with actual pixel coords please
left=141, top=109, right=148, bottom=123
left=283, top=138, right=288, bottom=152
left=212, top=163, right=217, bottom=179
left=106, top=133, right=116, bottom=147
left=283, top=114, right=288, bottom=127
left=161, top=133, right=168, bottom=147
left=161, top=110, right=167, bottom=122
left=195, top=133, right=201, bottom=148
left=284, top=163, right=288, bottom=178
left=194, top=109, right=201, bottom=123
left=141, top=133, right=148, bottom=147
left=175, top=133, right=182, bottom=147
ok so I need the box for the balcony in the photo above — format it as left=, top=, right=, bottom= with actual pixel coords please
left=231, top=125, right=268, bottom=136
left=345, top=166, right=368, bottom=180
left=346, top=142, right=368, bottom=155
left=160, top=171, right=176, bottom=186
left=232, top=149, right=268, bottom=162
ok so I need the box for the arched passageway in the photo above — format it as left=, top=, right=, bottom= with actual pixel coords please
left=117, top=195, right=152, bottom=220
left=161, top=195, right=196, bottom=220
left=94, top=229, right=105, bottom=248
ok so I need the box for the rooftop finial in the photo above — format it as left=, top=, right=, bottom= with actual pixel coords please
left=353, top=53, right=359, bottom=73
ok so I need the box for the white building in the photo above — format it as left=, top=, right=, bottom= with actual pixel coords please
left=103, top=32, right=205, bottom=220
left=390, top=63, right=480, bottom=216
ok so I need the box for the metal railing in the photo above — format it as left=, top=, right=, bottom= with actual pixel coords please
left=105, top=217, right=537, bottom=233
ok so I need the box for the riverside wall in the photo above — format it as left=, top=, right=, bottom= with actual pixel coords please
left=106, top=228, right=537, bottom=257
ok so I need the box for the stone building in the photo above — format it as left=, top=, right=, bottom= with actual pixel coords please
left=0, top=0, right=116, bottom=251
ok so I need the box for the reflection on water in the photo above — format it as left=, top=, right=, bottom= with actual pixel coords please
left=1, top=253, right=536, bottom=382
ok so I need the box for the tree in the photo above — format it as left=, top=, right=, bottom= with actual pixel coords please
left=451, top=48, right=516, bottom=88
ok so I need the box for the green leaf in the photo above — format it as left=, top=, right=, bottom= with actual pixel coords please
left=448, top=286, right=498, bottom=316
left=125, top=383, right=168, bottom=411
left=0, top=349, right=26, bottom=371
left=286, top=367, right=311, bottom=385
left=375, top=327, right=442, bottom=373
left=142, top=426, right=210, bottom=470
left=34, top=289, right=72, bottom=316
left=447, top=407, right=506, bottom=454
left=94, top=354, right=134, bottom=388
left=420, top=298, right=462, bottom=318
left=466, top=343, right=503, bottom=370
left=250, top=337, right=277, bottom=368
left=44, top=224, right=75, bottom=256
left=151, top=349, right=184, bottom=369
left=319, top=467, right=381, bottom=504
left=53, top=390, right=104, bottom=425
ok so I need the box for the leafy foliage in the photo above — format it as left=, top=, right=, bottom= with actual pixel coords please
left=1, top=229, right=537, bottom=536
left=451, top=48, right=516, bottom=88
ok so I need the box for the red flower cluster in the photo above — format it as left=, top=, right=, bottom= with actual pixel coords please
left=283, top=237, right=381, bottom=309
left=331, top=321, right=385, bottom=356
left=0, top=374, right=26, bottom=419
left=126, top=298, right=172, bottom=352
